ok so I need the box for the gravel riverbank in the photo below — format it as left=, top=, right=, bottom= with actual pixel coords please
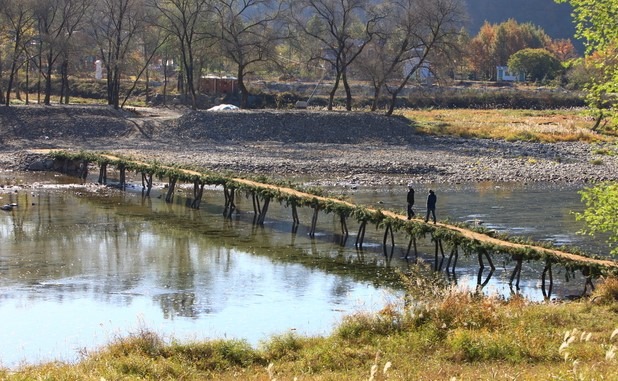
left=0, top=104, right=616, bottom=187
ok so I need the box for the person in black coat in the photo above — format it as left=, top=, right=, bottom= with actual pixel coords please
left=406, top=185, right=415, bottom=219
left=425, top=189, right=437, bottom=224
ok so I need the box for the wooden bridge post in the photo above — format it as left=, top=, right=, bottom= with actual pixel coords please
left=256, top=196, right=270, bottom=225
left=339, top=212, right=348, bottom=238
left=382, top=224, right=395, bottom=260
left=433, top=237, right=445, bottom=271
left=404, top=236, right=418, bottom=261
left=582, top=266, right=595, bottom=296
left=309, top=205, right=319, bottom=237
left=339, top=212, right=348, bottom=246
left=250, top=192, right=262, bottom=224
left=476, top=248, right=495, bottom=289
left=98, top=163, right=108, bottom=184
left=223, top=185, right=236, bottom=217
left=141, top=171, right=154, bottom=196
left=509, top=254, right=523, bottom=291
left=291, top=201, right=299, bottom=233
left=355, top=220, right=368, bottom=249
left=118, top=163, right=126, bottom=190
left=165, top=175, right=178, bottom=203
left=190, top=180, right=205, bottom=209
left=541, top=259, right=553, bottom=300
left=446, top=245, right=459, bottom=274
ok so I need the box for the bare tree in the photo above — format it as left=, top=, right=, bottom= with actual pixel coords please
left=33, top=0, right=93, bottom=105
left=376, top=0, right=465, bottom=115
left=357, top=0, right=465, bottom=113
left=90, top=0, right=144, bottom=109
left=147, top=0, right=210, bottom=110
left=0, top=0, right=36, bottom=106
left=209, top=0, right=284, bottom=109
left=289, top=0, right=382, bottom=111
left=121, top=10, right=169, bottom=108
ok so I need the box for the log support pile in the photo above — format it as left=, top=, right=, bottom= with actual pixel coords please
left=98, top=163, right=107, bottom=184
left=256, top=195, right=270, bottom=225
left=141, top=171, right=153, bottom=196
left=476, top=248, right=496, bottom=289
left=191, top=180, right=205, bottom=209
left=434, top=237, right=445, bottom=271
left=309, top=205, right=319, bottom=237
left=355, top=220, right=368, bottom=249
left=405, top=236, right=418, bottom=261
left=383, top=223, right=395, bottom=260
left=165, top=176, right=178, bottom=203
left=291, top=201, right=300, bottom=233
left=509, top=254, right=524, bottom=290
left=339, top=212, right=348, bottom=246
left=446, top=244, right=459, bottom=274
left=118, top=164, right=126, bottom=190
left=223, top=185, right=236, bottom=217
left=542, top=259, right=554, bottom=300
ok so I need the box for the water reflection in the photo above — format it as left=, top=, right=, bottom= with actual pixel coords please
left=0, top=177, right=399, bottom=368
left=0, top=174, right=611, bottom=368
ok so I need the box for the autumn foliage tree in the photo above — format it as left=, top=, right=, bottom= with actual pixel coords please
left=467, top=19, right=571, bottom=81
left=507, top=48, right=563, bottom=82
left=467, top=21, right=496, bottom=80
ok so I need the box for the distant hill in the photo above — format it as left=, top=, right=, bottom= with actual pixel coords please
left=464, top=0, right=583, bottom=54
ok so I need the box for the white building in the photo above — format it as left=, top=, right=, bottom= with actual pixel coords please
left=496, top=66, right=526, bottom=82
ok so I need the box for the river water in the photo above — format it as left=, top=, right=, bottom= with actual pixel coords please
left=0, top=171, right=609, bottom=368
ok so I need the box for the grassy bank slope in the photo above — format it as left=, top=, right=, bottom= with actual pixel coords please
left=3, top=274, right=617, bottom=380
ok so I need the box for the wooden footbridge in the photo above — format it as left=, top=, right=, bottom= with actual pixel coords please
left=41, top=149, right=618, bottom=299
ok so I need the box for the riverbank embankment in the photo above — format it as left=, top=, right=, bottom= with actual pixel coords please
left=0, top=105, right=616, bottom=187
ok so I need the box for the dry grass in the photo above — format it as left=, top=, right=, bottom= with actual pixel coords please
left=397, top=108, right=613, bottom=143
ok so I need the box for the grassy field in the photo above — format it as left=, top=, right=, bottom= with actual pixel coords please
left=397, top=108, right=614, bottom=143
left=3, top=270, right=617, bottom=380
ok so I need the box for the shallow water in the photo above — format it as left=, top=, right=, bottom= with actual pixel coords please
left=0, top=172, right=609, bottom=368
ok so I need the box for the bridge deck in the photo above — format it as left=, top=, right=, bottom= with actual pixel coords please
left=38, top=149, right=618, bottom=272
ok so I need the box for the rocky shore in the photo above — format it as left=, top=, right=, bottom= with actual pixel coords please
left=0, top=104, right=616, bottom=187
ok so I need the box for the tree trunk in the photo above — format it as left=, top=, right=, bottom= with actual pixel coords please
left=162, top=52, right=168, bottom=106
left=60, top=59, right=70, bottom=104
left=386, top=91, right=398, bottom=116
left=145, top=68, right=150, bottom=104
left=179, top=44, right=197, bottom=109
left=0, top=58, right=4, bottom=104
left=371, top=86, right=381, bottom=112
left=238, top=66, right=249, bottom=109
left=6, top=60, right=18, bottom=106
left=342, top=70, right=352, bottom=111
left=328, top=71, right=342, bottom=111
left=44, top=50, right=54, bottom=105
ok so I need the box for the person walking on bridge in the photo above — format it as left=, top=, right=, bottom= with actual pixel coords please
left=425, top=189, right=437, bottom=224
left=407, top=185, right=415, bottom=219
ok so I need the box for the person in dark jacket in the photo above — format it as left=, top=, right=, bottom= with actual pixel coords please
left=406, top=185, right=415, bottom=219
left=425, top=189, right=437, bottom=224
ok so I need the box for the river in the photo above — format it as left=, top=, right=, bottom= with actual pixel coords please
left=0, top=171, right=609, bottom=368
